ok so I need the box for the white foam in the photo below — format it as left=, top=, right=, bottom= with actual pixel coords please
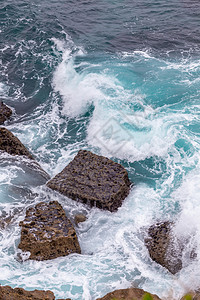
left=160, top=58, right=200, bottom=72
left=52, top=45, right=200, bottom=164
left=119, top=50, right=153, bottom=59
left=0, top=82, right=9, bottom=96
left=164, top=166, right=200, bottom=294
left=87, top=100, right=196, bottom=162
left=53, top=61, right=104, bottom=117
left=52, top=38, right=110, bottom=118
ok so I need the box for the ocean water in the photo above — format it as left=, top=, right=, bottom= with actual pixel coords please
left=0, top=0, right=200, bottom=299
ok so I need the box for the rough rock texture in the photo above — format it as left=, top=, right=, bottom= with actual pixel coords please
left=0, top=215, right=13, bottom=229
left=145, top=221, right=183, bottom=274
left=0, top=210, right=14, bottom=229
left=0, top=127, right=33, bottom=159
left=0, top=101, right=12, bottom=124
left=18, top=201, right=81, bottom=260
left=0, top=285, right=55, bottom=300
left=74, top=214, right=87, bottom=225
left=96, top=287, right=161, bottom=300
left=47, top=150, right=131, bottom=212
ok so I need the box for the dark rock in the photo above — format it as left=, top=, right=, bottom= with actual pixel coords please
left=0, top=285, right=55, bottom=300
left=96, top=287, right=161, bottom=300
left=74, top=214, right=87, bottom=225
left=18, top=201, right=81, bottom=260
left=47, top=150, right=131, bottom=212
left=0, top=215, right=13, bottom=229
left=0, top=101, right=12, bottom=124
left=0, top=127, right=33, bottom=159
left=145, top=221, right=183, bottom=274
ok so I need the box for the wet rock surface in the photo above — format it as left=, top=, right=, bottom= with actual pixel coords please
left=47, top=150, right=131, bottom=212
left=96, top=287, right=161, bottom=300
left=145, top=221, right=183, bottom=274
left=74, top=214, right=87, bottom=225
left=18, top=201, right=81, bottom=260
left=0, top=101, right=12, bottom=124
left=0, top=214, right=13, bottom=229
left=0, top=285, right=55, bottom=300
left=0, top=127, right=33, bottom=159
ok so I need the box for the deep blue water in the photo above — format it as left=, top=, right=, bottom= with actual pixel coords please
left=0, top=1, right=200, bottom=299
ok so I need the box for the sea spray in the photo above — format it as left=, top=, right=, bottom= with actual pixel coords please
left=0, top=0, right=200, bottom=298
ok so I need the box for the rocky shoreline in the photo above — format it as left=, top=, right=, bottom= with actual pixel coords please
left=0, top=285, right=198, bottom=300
left=0, top=103, right=198, bottom=299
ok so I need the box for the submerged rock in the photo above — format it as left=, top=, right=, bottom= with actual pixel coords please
left=47, top=150, right=131, bottom=212
left=145, top=221, right=183, bottom=274
left=74, top=214, right=87, bottom=225
left=0, top=285, right=55, bottom=300
left=18, top=201, right=81, bottom=260
left=96, top=287, right=161, bottom=300
left=0, top=101, right=12, bottom=124
left=0, top=127, right=33, bottom=159
left=0, top=214, right=13, bottom=229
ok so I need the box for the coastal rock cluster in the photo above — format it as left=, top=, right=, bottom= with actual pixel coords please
left=0, top=102, right=198, bottom=299
left=0, top=285, right=198, bottom=300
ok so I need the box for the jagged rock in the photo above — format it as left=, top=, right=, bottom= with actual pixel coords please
left=18, top=201, right=81, bottom=260
left=47, top=150, right=131, bottom=212
left=0, top=285, right=55, bottom=300
left=145, top=221, right=183, bottom=274
left=0, top=101, right=12, bottom=124
left=0, top=127, right=33, bottom=159
left=74, top=214, right=87, bottom=225
left=96, top=287, right=161, bottom=300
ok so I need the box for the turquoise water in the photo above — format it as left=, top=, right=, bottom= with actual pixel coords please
left=0, top=0, right=200, bottom=299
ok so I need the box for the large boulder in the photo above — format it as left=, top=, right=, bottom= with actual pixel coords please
left=96, top=287, right=161, bottom=300
left=18, top=201, right=81, bottom=260
left=145, top=221, right=183, bottom=274
left=0, top=285, right=55, bottom=300
left=0, top=101, right=12, bottom=124
left=47, top=150, right=131, bottom=212
left=0, top=127, right=33, bottom=159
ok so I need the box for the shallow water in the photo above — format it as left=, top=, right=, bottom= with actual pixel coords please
left=0, top=0, right=200, bottom=299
